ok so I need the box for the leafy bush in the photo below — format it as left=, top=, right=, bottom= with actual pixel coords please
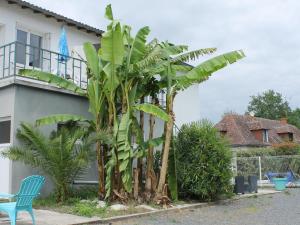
left=175, top=120, right=232, bottom=201
left=236, top=148, right=276, bottom=157
left=272, top=142, right=300, bottom=155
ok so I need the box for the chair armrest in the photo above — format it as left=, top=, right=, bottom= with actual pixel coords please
left=0, top=193, right=15, bottom=199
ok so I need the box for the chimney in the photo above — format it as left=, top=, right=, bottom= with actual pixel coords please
left=280, top=118, right=288, bottom=125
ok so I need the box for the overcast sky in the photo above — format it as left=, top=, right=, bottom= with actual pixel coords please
left=28, top=0, right=300, bottom=123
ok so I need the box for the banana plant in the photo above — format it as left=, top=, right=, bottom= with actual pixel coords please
left=155, top=44, right=246, bottom=198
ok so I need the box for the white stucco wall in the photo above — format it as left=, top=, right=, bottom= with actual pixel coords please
left=0, top=1, right=99, bottom=56
left=173, top=84, right=200, bottom=127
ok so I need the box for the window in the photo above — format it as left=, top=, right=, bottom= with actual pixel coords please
left=0, top=120, right=11, bottom=144
left=16, top=29, right=42, bottom=67
left=263, top=129, right=269, bottom=143
left=16, top=29, right=27, bottom=64
left=289, top=133, right=294, bottom=142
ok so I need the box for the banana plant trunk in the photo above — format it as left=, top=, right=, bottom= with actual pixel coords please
left=156, top=94, right=174, bottom=197
left=145, top=109, right=156, bottom=194
left=96, top=133, right=106, bottom=200
left=137, top=97, right=145, bottom=191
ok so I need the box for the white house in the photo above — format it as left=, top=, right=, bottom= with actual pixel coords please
left=0, top=0, right=201, bottom=195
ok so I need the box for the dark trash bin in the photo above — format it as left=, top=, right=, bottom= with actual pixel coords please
left=248, top=175, right=258, bottom=193
left=234, top=176, right=245, bottom=194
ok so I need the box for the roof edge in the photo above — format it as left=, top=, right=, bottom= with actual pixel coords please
left=6, top=0, right=103, bottom=36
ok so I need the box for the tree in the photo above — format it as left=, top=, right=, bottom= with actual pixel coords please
left=288, top=108, right=300, bottom=129
left=1, top=123, right=101, bottom=202
left=247, top=90, right=291, bottom=120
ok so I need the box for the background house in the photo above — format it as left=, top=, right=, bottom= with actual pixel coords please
left=215, top=114, right=300, bottom=149
left=0, top=0, right=201, bottom=195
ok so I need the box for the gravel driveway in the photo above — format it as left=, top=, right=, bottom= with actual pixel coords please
left=113, top=189, right=300, bottom=225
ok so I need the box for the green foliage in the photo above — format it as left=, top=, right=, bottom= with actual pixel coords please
left=35, top=114, right=88, bottom=126
left=175, top=120, right=232, bottom=201
left=236, top=144, right=300, bottom=157
left=247, top=90, right=291, bottom=120
left=236, top=148, right=276, bottom=157
left=1, top=123, right=95, bottom=202
left=19, top=69, right=85, bottom=95
left=134, top=103, right=170, bottom=122
left=288, top=108, right=300, bottom=129
left=273, top=143, right=300, bottom=155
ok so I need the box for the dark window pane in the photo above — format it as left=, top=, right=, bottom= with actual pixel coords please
left=16, top=30, right=27, bottom=65
left=29, top=34, right=42, bottom=68
left=0, top=120, right=11, bottom=144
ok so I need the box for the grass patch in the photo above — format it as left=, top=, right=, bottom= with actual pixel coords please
left=33, top=197, right=150, bottom=218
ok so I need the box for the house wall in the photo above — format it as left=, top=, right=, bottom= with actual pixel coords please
left=0, top=1, right=99, bottom=56
left=0, top=86, right=15, bottom=193
left=173, top=84, right=200, bottom=127
left=10, top=84, right=95, bottom=195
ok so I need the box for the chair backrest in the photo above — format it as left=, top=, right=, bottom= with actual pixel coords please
left=16, top=175, right=45, bottom=209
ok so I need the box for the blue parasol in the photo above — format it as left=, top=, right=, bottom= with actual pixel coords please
left=58, top=26, right=69, bottom=62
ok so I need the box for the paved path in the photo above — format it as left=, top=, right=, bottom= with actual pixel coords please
left=113, top=189, right=300, bottom=225
left=0, top=209, right=100, bottom=225
left=0, top=189, right=298, bottom=225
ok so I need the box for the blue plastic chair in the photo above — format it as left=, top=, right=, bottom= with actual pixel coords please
left=0, top=175, right=45, bottom=225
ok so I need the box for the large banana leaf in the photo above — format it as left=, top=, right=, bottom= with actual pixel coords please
left=83, top=43, right=101, bottom=78
left=99, top=22, right=125, bottom=66
left=176, top=50, right=245, bottom=90
left=87, top=80, right=105, bottom=118
left=171, top=48, right=217, bottom=63
left=35, top=114, right=88, bottom=126
left=134, top=103, right=169, bottom=122
left=116, top=112, right=133, bottom=192
left=129, top=26, right=150, bottom=64
left=20, top=69, right=85, bottom=96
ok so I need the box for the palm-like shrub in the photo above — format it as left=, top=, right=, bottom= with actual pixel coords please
left=175, top=120, right=232, bottom=201
left=2, top=123, right=100, bottom=202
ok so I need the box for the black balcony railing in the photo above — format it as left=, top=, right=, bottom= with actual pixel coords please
left=0, top=41, right=87, bottom=89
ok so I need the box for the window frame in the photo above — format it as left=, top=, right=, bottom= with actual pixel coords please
left=263, top=129, right=269, bottom=143
left=15, top=26, right=43, bottom=68
left=0, top=118, right=11, bottom=145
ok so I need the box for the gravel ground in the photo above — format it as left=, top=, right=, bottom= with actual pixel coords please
left=112, top=189, right=300, bottom=225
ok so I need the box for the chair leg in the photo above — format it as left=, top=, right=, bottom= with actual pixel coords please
left=8, top=211, right=16, bottom=225
left=27, top=209, right=36, bottom=225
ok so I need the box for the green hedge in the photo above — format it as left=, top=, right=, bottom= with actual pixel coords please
left=175, top=120, right=232, bottom=201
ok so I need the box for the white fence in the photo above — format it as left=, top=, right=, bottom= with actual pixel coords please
left=233, top=155, right=300, bottom=184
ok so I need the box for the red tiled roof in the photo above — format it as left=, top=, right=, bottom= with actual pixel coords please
left=215, top=114, right=300, bottom=147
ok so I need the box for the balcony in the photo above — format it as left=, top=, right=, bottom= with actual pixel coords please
left=0, top=41, right=87, bottom=89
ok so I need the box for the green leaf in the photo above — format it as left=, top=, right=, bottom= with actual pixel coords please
left=176, top=50, right=245, bottom=90
left=171, top=48, right=217, bottom=63
left=20, top=69, right=85, bottom=96
left=36, top=114, right=87, bottom=126
left=105, top=4, right=113, bottom=20
left=134, top=103, right=169, bottom=122
left=99, top=22, right=125, bottom=65
left=83, top=42, right=100, bottom=78
left=129, top=26, right=150, bottom=64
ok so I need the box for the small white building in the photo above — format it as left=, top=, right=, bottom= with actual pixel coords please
left=0, top=0, right=201, bottom=195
